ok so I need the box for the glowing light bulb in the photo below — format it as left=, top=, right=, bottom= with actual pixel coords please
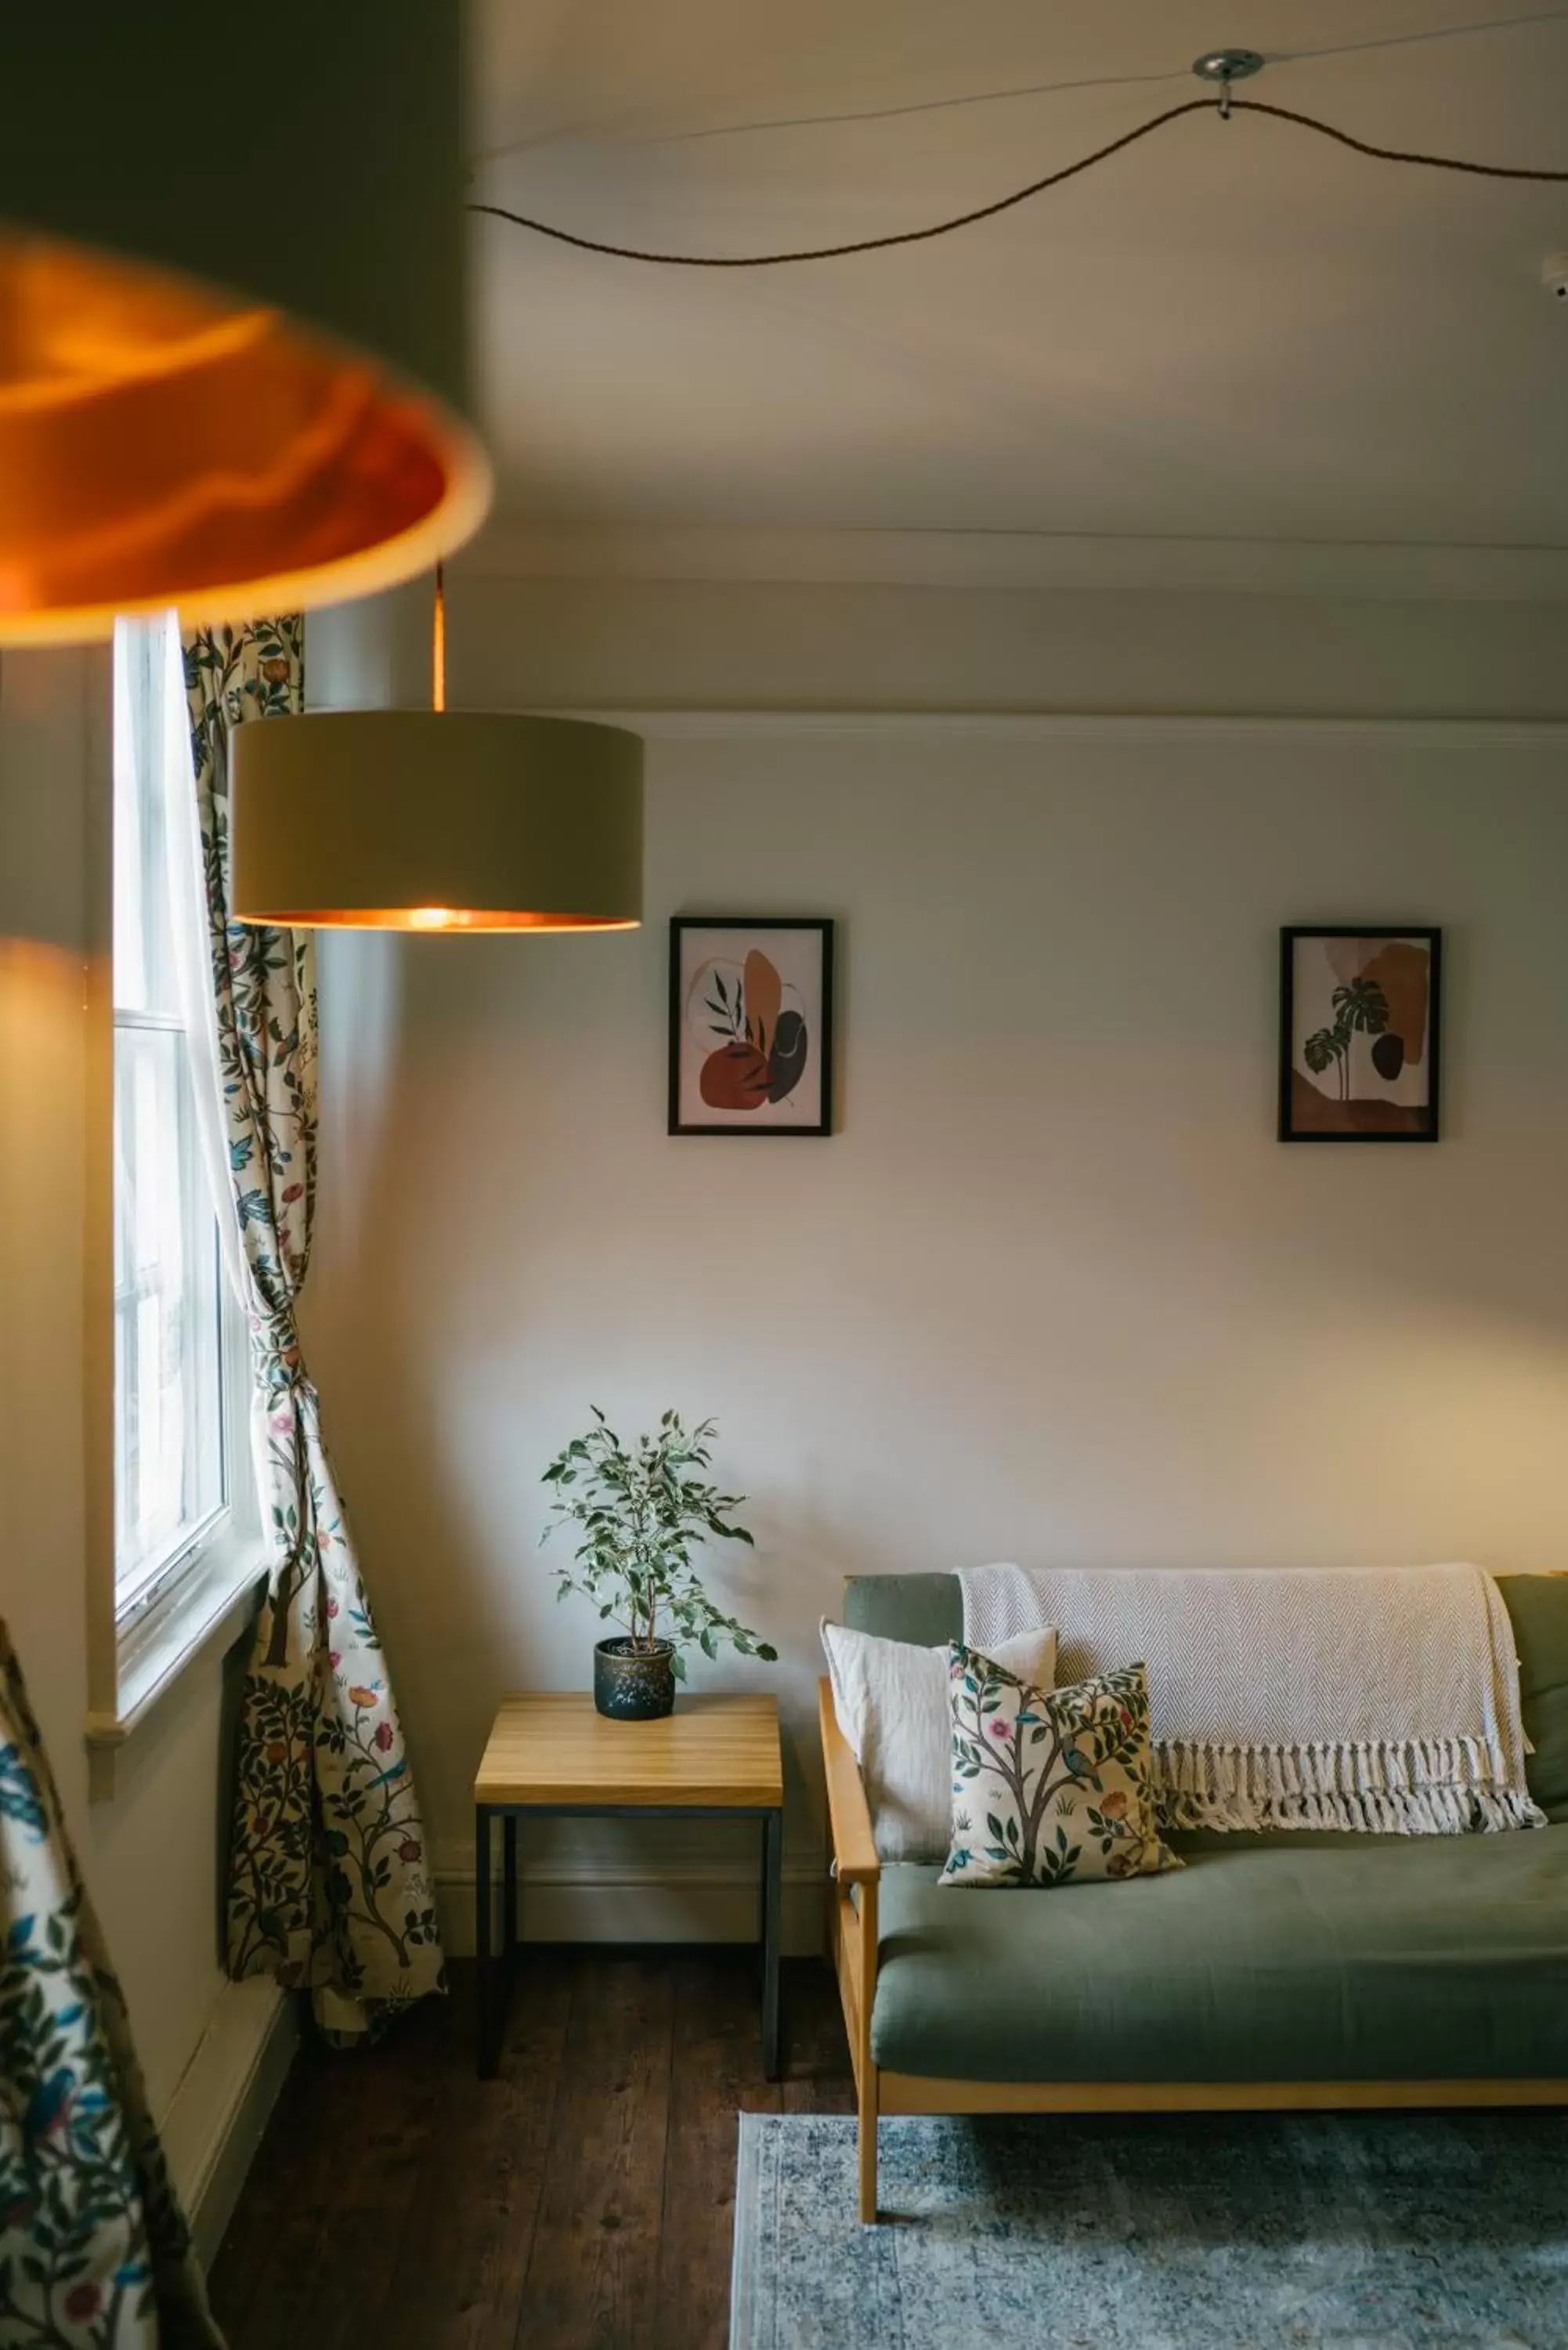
left=407, top=906, right=457, bottom=930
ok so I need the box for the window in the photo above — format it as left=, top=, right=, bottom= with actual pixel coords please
left=112, top=616, right=244, bottom=1626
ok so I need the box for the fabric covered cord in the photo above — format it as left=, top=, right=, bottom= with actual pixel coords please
left=182, top=620, right=443, bottom=2038
left=956, top=1562, right=1542, bottom=1837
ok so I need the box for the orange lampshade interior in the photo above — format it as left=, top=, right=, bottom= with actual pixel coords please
left=0, top=234, right=488, bottom=642
left=252, top=908, right=642, bottom=933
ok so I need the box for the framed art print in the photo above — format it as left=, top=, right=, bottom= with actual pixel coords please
left=1279, top=927, right=1441, bottom=1143
left=669, top=917, right=834, bottom=1137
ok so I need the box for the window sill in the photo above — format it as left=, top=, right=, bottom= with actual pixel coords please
left=86, top=1539, right=271, bottom=1799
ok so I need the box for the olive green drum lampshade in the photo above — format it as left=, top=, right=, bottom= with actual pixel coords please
left=231, top=713, right=644, bottom=933
left=0, top=8, right=490, bottom=643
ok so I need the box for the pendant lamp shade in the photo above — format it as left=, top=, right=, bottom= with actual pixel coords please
left=230, top=712, right=644, bottom=933
left=0, top=8, right=490, bottom=644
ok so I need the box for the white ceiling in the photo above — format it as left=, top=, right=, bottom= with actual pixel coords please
left=469, top=2, right=1568, bottom=551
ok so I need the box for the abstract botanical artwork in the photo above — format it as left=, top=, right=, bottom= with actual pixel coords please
left=670, top=918, right=834, bottom=1136
left=1279, top=927, right=1441, bottom=1142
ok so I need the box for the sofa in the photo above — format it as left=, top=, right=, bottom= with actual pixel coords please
left=819, top=1570, right=1568, bottom=2223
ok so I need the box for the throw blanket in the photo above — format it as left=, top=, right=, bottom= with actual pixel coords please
left=956, top=1563, right=1543, bottom=1835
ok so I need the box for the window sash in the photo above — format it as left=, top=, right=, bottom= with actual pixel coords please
left=111, top=613, right=245, bottom=1625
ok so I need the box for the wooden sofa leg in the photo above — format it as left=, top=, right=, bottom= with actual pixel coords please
left=855, top=1876, right=880, bottom=2223
left=819, top=1679, right=883, bottom=2225
left=858, top=2061, right=879, bottom=2224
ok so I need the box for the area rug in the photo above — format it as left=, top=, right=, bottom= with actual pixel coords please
left=730, top=2111, right=1568, bottom=2349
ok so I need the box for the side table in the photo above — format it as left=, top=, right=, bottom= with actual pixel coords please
left=472, top=1690, right=785, bottom=2080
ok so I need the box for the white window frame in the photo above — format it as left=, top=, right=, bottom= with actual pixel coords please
left=111, top=1248, right=258, bottom=1658
left=85, top=627, right=267, bottom=1789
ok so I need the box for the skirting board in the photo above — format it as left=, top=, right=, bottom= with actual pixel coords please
left=157, top=1976, right=299, bottom=2272
left=435, top=1849, right=826, bottom=1958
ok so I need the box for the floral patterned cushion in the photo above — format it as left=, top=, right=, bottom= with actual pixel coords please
left=939, top=1644, right=1182, bottom=1889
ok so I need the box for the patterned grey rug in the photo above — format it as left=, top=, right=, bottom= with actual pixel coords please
left=730, top=2111, right=1568, bottom=2349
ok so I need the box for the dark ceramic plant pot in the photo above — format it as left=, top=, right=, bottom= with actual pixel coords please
left=594, top=1637, right=676, bottom=1721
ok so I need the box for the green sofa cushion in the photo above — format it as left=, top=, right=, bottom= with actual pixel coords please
left=869, top=1830, right=1568, bottom=2084
left=1503, top=1574, right=1568, bottom=1821
left=844, top=1571, right=963, bottom=1649
left=844, top=1570, right=1568, bottom=1819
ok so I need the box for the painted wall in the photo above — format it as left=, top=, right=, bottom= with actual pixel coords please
left=303, top=577, right=1568, bottom=1949
left=0, top=646, right=277, bottom=2240
left=320, top=567, right=1568, bottom=723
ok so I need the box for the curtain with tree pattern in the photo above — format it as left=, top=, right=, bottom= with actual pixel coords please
left=182, top=621, right=442, bottom=2038
left=0, top=1628, right=222, bottom=2346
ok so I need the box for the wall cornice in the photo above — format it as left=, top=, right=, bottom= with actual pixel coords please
left=533, top=708, right=1568, bottom=750
left=453, top=523, right=1568, bottom=606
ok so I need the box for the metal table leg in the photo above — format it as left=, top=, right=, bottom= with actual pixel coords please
left=761, top=1806, right=783, bottom=2080
left=475, top=1803, right=497, bottom=2079
left=503, top=1813, right=518, bottom=1992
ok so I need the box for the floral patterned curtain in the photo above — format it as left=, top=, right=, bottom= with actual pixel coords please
left=0, top=1628, right=222, bottom=2347
left=182, top=622, right=442, bottom=2038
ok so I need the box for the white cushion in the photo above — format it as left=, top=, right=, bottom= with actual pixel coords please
left=820, top=1617, right=1057, bottom=1864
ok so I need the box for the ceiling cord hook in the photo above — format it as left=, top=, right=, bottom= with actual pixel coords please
left=1191, top=48, right=1265, bottom=123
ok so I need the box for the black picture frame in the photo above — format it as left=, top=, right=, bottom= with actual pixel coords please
left=1278, top=926, right=1442, bottom=1144
left=669, top=916, right=835, bottom=1137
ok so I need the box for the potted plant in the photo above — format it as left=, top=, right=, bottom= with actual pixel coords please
left=541, top=1408, right=777, bottom=1719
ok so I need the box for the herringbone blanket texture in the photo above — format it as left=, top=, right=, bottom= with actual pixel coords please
left=956, top=1562, right=1543, bottom=1834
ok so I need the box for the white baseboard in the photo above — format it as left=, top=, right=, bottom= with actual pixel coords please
left=158, top=1976, right=300, bottom=2272
left=435, top=1844, right=827, bottom=1959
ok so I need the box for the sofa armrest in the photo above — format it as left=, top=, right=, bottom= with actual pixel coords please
left=818, top=1676, right=880, bottom=1885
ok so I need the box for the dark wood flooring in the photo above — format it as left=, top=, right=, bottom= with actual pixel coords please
left=208, top=1952, right=852, bottom=2350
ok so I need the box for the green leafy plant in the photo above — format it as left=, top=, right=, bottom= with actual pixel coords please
left=540, top=1409, right=776, bottom=1680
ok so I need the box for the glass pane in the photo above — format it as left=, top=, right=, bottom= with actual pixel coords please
left=113, top=1024, right=225, bottom=1603
left=113, top=617, right=179, bottom=1020
left=113, top=1023, right=225, bottom=1605
left=112, top=612, right=228, bottom=1614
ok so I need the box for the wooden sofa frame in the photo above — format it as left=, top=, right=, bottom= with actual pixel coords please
left=819, top=1676, right=1568, bottom=2225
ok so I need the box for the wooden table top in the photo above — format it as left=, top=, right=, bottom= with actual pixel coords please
left=473, top=1691, right=783, bottom=1810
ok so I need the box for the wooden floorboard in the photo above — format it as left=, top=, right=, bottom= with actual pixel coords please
left=518, top=1954, right=675, bottom=2350
left=654, top=1954, right=780, bottom=2350
left=267, top=1986, right=446, bottom=2350
left=208, top=1953, right=851, bottom=2350
left=377, top=1955, right=573, bottom=2350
